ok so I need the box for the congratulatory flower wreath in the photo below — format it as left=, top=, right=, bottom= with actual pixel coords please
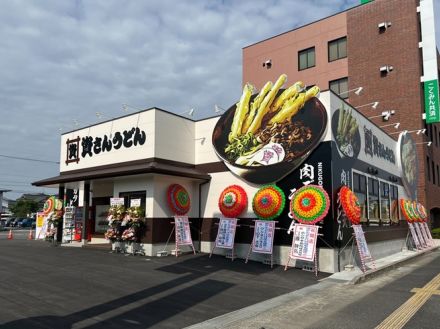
left=400, top=199, right=418, bottom=223
left=252, top=185, right=285, bottom=221
left=290, top=185, right=330, bottom=225
left=167, top=184, right=191, bottom=215
left=338, top=186, right=361, bottom=225
left=218, top=185, right=248, bottom=218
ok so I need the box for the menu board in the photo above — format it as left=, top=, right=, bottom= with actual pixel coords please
left=215, top=218, right=237, bottom=249
left=290, top=224, right=318, bottom=261
left=352, top=225, right=372, bottom=259
left=252, top=220, right=275, bottom=254
left=174, top=216, right=193, bottom=246
left=408, top=223, right=422, bottom=249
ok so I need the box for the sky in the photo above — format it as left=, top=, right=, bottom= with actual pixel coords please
left=0, top=0, right=439, bottom=201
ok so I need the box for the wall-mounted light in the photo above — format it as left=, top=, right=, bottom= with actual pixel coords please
left=367, top=166, right=378, bottom=175
left=388, top=175, right=398, bottom=182
left=379, top=65, right=394, bottom=74
left=415, top=141, right=432, bottom=147
left=368, top=110, right=395, bottom=121
left=179, top=108, right=194, bottom=117
left=378, top=22, right=392, bottom=31
left=357, top=101, right=379, bottom=110
left=338, top=86, right=363, bottom=97
left=380, top=122, right=400, bottom=129
left=194, top=137, right=206, bottom=145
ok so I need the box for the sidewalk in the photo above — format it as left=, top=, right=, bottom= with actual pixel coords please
left=185, top=241, right=439, bottom=329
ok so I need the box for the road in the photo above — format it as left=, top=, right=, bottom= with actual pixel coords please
left=0, top=236, right=327, bottom=329
left=209, top=248, right=440, bottom=329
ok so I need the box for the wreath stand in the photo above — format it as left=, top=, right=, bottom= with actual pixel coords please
left=339, top=227, right=376, bottom=273
left=210, top=218, right=240, bottom=261
left=245, top=220, right=278, bottom=268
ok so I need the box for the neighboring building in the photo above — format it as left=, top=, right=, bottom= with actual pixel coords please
left=15, top=193, right=54, bottom=212
left=243, top=0, right=440, bottom=227
left=0, top=189, right=11, bottom=215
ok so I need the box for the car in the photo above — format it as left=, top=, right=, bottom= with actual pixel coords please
left=1, top=218, right=14, bottom=227
left=18, top=218, right=35, bottom=228
left=10, top=218, right=22, bottom=227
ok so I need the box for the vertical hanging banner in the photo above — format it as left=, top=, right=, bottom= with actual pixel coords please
left=215, top=218, right=238, bottom=249
left=420, top=0, right=440, bottom=123
left=251, top=220, right=276, bottom=254
left=408, top=223, right=422, bottom=249
left=289, top=224, right=318, bottom=261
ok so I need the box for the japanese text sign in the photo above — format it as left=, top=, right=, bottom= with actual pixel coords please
left=352, top=225, right=372, bottom=259
left=251, top=220, right=275, bottom=254
left=215, top=218, right=237, bottom=249
left=290, top=224, right=318, bottom=261
left=174, top=216, right=193, bottom=246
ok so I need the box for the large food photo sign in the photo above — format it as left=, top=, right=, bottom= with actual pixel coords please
left=212, top=74, right=328, bottom=185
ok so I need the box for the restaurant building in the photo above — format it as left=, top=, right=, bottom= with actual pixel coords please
left=242, top=0, right=440, bottom=227
left=33, top=87, right=418, bottom=273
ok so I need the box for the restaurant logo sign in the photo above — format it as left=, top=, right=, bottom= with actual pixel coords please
left=65, top=127, right=146, bottom=165
left=363, top=126, right=395, bottom=164
left=424, top=79, right=440, bottom=124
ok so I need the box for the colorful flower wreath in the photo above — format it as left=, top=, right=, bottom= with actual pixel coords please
left=290, top=185, right=330, bottom=224
left=167, top=184, right=191, bottom=215
left=338, top=186, right=361, bottom=225
left=400, top=199, right=418, bottom=223
left=416, top=202, right=427, bottom=222
left=252, top=185, right=285, bottom=220
left=43, top=197, right=55, bottom=215
left=218, top=185, right=248, bottom=218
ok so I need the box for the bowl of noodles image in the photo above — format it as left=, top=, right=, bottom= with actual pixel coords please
left=212, top=75, right=328, bottom=184
left=397, top=132, right=418, bottom=199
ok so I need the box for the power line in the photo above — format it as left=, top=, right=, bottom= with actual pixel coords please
left=0, top=154, right=59, bottom=164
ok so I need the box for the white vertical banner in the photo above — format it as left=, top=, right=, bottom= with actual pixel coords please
left=408, top=223, right=422, bottom=249
left=252, top=220, right=275, bottom=254
left=352, top=225, right=372, bottom=260
left=413, top=222, right=427, bottom=247
left=290, top=224, right=318, bottom=262
left=174, top=216, right=193, bottom=246
left=215, top=218, right=238, bottom=249
left=416, top=222, right=430, bottom=246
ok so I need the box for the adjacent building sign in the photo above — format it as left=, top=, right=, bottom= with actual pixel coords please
left=420, top=0, right=440, bottom=123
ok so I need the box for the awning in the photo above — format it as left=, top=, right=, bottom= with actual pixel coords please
left=32, top=158, right=211, bottom=186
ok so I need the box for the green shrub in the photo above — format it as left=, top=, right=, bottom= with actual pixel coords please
left=432, top=228, right=440, bottom=239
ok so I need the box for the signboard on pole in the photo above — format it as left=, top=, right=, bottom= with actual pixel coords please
left=251, top=220, right=275, bottom=254
left=290, top=224, right=318, bottom=262
left=35, top=212, right=46, bottom=239
left=215, top=218, right=238, bottom=249
left=174, top=216, right=193, bottom=246
left=110, top=198, right=125, bottom=206
left=408, top=223, right=422, bottom=249
left=352, top=225, right=372, bottom=260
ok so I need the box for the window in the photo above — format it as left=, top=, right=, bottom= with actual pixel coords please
left=368, top=178, right=380, bottom=224
left=380, top=182, right=390, bottom=224
left=330, top=77, right=348, bottom=98
left=390, top=185, right=399, bottom=224
left=119, top=191, right=146, bottom=212
left=328, top=37, right=347, bottom=62
left=298, top=47, right=315, bottom=70
left=353, top=172, right=367, bottom=223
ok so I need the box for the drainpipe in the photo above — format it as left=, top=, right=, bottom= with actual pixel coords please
left=198, top=179, right=211, bottom=252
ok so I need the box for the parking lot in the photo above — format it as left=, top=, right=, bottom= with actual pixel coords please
left=0, top=235, right=328, bottom=328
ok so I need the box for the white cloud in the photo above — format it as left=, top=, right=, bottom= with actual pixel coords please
left=2, top=0, right=436, bottom=200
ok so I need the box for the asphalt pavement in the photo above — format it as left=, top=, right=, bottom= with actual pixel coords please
left=0, top=236, right=328, bottom=329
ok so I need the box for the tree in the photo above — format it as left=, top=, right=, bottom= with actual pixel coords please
left=10, top=199, right=39, bottom=218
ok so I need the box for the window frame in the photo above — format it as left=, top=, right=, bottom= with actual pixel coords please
left=328, top=37, right=347, bottom=62
left=298, top=47, right=316, bottom=71
left=329, top=77, right=349, bottom=98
